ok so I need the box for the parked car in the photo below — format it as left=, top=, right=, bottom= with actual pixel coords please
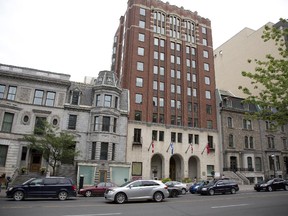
left=198, top=179, right=239, bottom=195
left=78, top=182, right=118, bottom=197
left=165, top=181, right=188, bottom=195
left=6, top=177, right=77, bottom=201
left=189, top=181, right=207, bottom=194
left=166, top=184, right=182, bottom=198
left=104, top=179, right=169, bottom=204
left=254, top=178, right=288, bottom=192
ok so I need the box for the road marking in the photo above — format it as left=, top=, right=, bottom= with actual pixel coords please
left=63, top=213, right=122, bottom=216
left=211, top=204, right=249, bottom=209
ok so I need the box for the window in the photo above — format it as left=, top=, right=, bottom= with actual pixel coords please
left=111, top=143, right=116, bottom=161
left=188, top=134, right=193, bottom=143
left=228, top=134, right=234, bottom=147
left=203, top=50, right=208, bottom=58
left=153, top=97, right=157, bottom=106
left=71, top=91, right=80, bottom=105
left=191, top=47, right=196, bottom=55
left=170, top=55, right=175, bottom=63
left=205, top=91, right=211, bottom=99
left=152, top=113, right=157, bottom=123
left=152, top=130, right=157, bottom=141
left=205, top=76, right=210, bottom=85
left=159, top=82, right=164, bottom=91
left=138, top=47, right=144, bottom=56
left=153, top=81, right=158, bottom=90
left=114, top=97, right=118, bottom=108
left=202, top=27, right=207, bottom=34
left=135, top=111, right=142, bottom=121
left=91, top=142, right=96, bottom=160
left=33, top=90, right=44, bottom=105
left=187, top=73, right=191, bottom=81
left=154, top=51, right=158, bottom=60
left=171, top=132, right=176, bottom=142
left=138, top=33, right=145, bottom=42
left=187, top=87, right=191, bottom=96
left=7, top=86, right=16, bottom=100
left=113, top=118, right=117, bottom=133
left=243, top=119, right=252, bottom=130
left=45, top=92, right=55, bottom=106
left=191, top=60, right=196, bottom=68
left=159, top=131, right=164, bottom=141
left=137, top=62, right=144, bottom=71
left=133, top=128, right=142, bottom=143
left=228, top=117, right=233, bottom=128
left=135, top=94, right=143, bottom=104
left=104, top=95, right=112, bottom=107
left=249, top=137, right=254, bottom=148
left=207, top=120, right=213, bottom=129
left=247, top=157, right=253, bottom=170
left=34, top=116, right=46, bottom=135
left=100, top=142, right=109, bottom=160
left=159, top=114, right=164, bottom=123
left=154, top=38, right=159, bottom=46
left=160, top=39, right=165, bottom=47
left=206, top=105, right=212, bottom=114
left=21, top=146, right=27, bottom=161
left=136, top=77, right=143, bottom=87
left=208, top=135, right=213, bottom=149
left=0, top=84, right=5, bottom=98
left=159, top=67, right=165, bottom=76
left=204, top=63, right=209, bottom=71
left=1, top=112, right=14, bottom=132
left=177, top=133, right=182, bottom=143
left=0, top=145, right=8, bottom=166
left=171, top=84, right=175, bottom=93
left=94, top=116, right=100, bottom=131
left=159, top=98, right=164, bottom=107
left=140, top=8, right=145, bottom=16
left=194, top=134, right=199, bottom=144
left=171, top=115, right=175, bottom=125
left=171, top=99, right=175, bottom=108
left=171, top=69, right=175, bottom=78
left=68, top=115, right=77, bottom=130
left=202, top=38, right=207, bottom=46
left=96, top=94, right=101, bottom=106
left=283, top=138, right=287, bottom=149
left=255, top=157, right=262, bottom=171
left=102, top=116, right=110, bottom=132
left=268, top=136, right=275, bottom=148
left=192, top=74, right=196, bottom=82
left=139, top=20, right=145, bottom=28
left=177, top=86, right=181, bottom=94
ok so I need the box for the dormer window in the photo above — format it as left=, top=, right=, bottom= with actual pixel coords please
left=71, top=90, right=80, bottom=105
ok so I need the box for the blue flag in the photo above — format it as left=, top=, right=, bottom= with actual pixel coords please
left=170, top=143, right=174, bottom=155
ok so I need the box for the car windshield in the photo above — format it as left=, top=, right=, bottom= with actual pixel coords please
left=120, top=181, right=133, bottom=187
left=22, top=178, right=36, bottom=185
left=266, top=179, right=274, bottom=184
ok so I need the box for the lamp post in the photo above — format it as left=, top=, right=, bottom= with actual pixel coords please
left=271, top=154, right=276, bottom=178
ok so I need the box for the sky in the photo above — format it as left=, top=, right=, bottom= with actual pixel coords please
left=0, top=0, right=287, bottom=83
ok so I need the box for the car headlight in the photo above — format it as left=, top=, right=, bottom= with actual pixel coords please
left=195, top=186, right=199, bottom=189
left=202, top=188, right=207, bottom=191
left=107, top=190, right=115, bottom=194
left=261, top=184, right=267, bottom=187
left=8, top=187, right=13, bottom=191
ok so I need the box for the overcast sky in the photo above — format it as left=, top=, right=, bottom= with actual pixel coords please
left=0, top=0, right=287, bottom=82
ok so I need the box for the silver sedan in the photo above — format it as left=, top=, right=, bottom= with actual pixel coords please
left=104, top=179, right=169, bottom=204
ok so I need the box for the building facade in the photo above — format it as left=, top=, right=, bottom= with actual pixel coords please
left=0, top=64, right=130, bottom=186
left=112, top=0, right=219, bottom=181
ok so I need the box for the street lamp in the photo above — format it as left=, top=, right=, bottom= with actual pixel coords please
left=271, top=154, right=276, bottom=178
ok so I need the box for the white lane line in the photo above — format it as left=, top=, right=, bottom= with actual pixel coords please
left=211, top=204, right=249, bottom=209
left=63, top=213, right=122, bottom=216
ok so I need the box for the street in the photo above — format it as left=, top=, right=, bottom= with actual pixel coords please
left=0, top=190, right=288, bottom=216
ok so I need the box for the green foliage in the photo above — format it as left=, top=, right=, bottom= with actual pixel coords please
left=239, top=18, right=288, bottom=126
left=161, top=178, right=171, bottom=183
left=182, top=178, right=192, bottom=183
left=22, top=121, right=80, bottom=175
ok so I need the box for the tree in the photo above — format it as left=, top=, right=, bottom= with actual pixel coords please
left=22, top=121, right=80, bottom=175
left=239, top=18, right=288, bottom=126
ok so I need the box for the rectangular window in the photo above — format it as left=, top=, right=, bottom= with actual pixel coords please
left=0, top=145, right=8, bottom=166
left=102, top=116, right=110, bottom=132
left=138, top=47, right=144, bottom=56
left=140, top=8, right=145, bottom=16
left=91, top=142, right=96, bottom=160
left=100, top=142, right=109, bottom=160
left=133, top=128, right=142, bottom=143
left=45, top=91, right=55, bottom=106
left=34, top=116, right=46, bottom=135
left=7, top=86, right=17, bottom=100
left=114, top=97, right=118, bottom=108
left=1, top=112, right=14, bottom=132
left=135, top=93, right=143, bottom=104
left=138, top=33, right=145, bottom=42
left=152, top=130, right=157, bottom=141
left=68, top=115, right=77, bottom=130
left=135, top=111, right=142, bottom=121
left=194, top=134, right=199, bottom=144
left=96, top=94, right=101, bottom=106
left=71, top=91, right=80, bottom=105
left=33, top=90, right=44, bottom=105
left=205, top=90, right=211, bottom=99
left=188, top=134, right=193, bottom=143
left=139, top=20, right=145, bottom=28
left=94, top=116, right=100, bottom=131
left=204, top=63, right=209, bottom=71
left=113, top=118, right=117, bottom=133
left=111, top=143, right=116, bottom=161
left=21, top=146, right=27, bottom=161
left=171, top=132, right=176, bottom=142
left=104, top=95, right=112, bottom=107
left=243, top=119, right=252, bottom=130
left=206, top=105, right=212, bottom=114
left=177, top=133, right=182, bottom=143
left=0, top=84, right=5, bottom=99
left=205, top=76, right=210, bottom=85
left=137, top=62, right=144, bottom=71
left=159, top=131, right=164, bottom=141
left=136, top=77, right=143, bottom=87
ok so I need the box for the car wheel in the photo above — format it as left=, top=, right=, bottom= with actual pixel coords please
left=58, top=191, right=68, bottom=201
left=284, top=185, right=288, bottom=191
left=153, top=191, right=164, bottom=202
left=181, top=188, right=186, bottom=195
left=85, top=190, right=92, bottom=197
left=267, top=186, right=273, bottom=192
left=208, top=189, right=215, bottom=196
left=115, top=192, right=126, bottom=204
left=231, top=188, right=236, bottom=194
left=13, top=191, right=24, bottom=201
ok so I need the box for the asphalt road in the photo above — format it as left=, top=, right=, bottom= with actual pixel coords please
left=1, top=190, right=288, bottom=216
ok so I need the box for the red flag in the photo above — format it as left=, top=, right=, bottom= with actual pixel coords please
left=190, top=143, right=193, bottom=153
left=152, top=141, right=154, bottom=153
left=206, top=144, right=210, bottom=154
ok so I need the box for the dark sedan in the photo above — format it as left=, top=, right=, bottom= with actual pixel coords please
left=78, top=182, right=117, bottom=197
left=198, top=179, right=239, bottom=195
left=254, top=178, right=288, bottom=192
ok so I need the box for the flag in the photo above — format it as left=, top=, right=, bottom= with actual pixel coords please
left=170, top=143, right=174, bottom=155
left=152, top=141, right=154, bottom=153
left=206, top=144, right=210, bottom=154
left=190, top=143, right=193, bottom=153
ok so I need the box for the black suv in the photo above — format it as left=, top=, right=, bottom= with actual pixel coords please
left=254, top=178, right=288, bottom=192
left=6, top=177, right=77, bottom=201
left=199, top=179, right=239, bottom=195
